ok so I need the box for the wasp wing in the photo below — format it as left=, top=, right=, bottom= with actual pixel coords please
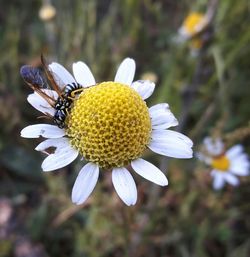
left=20, top=65, right=55, bottom=106
left=20, top=65, right=46, bottom=88
left=41, top=54, right=65, bottom=98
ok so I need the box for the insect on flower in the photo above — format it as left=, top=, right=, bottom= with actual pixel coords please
left=21, top=57, right=193, bottom=206
left=20, top=55, right=85, bottom=128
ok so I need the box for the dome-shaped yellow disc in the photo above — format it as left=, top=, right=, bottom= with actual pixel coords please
left=65, top=82, right=151, bottom=169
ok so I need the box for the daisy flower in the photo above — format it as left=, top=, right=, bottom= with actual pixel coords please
left=178, top=12, right=210, bottom=54
left=197, top=137, right=250, bottom=190
left=39, top=2, right=56, bottom=21
left=21, top=58, right=193, bottom=206
left=178, top=12, right=209, bottom=40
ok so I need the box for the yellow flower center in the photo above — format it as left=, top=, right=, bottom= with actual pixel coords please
left=65, top=82, right=151, bottom=169
left=211, top=155, right=230, bottom=171
left=183, top=12, right=207, bottom=35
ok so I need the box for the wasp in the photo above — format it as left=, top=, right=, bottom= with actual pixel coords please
left=53, top=82, right=84, bottom=128
left=20, top=55, right=85, bottom=128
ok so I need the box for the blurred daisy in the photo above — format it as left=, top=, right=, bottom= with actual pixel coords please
left=39, top=1, right=56, bottom=21
left=178, top=12, right=210, bottom=54
left=179, top=12, right=208, bottom=40
left=141, top=71, right=158, bottom=84
left=197, top=137, right=250, bottom=190
left=21, top=58, right=193, bottom=206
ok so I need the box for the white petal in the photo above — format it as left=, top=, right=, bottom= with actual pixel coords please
left=148, top=141, right=192, bottom=159
left=114, top=58, right=135, bottom=85
left=131, top=158, right=168, bottom=186
left=203, top=137, right=224, bottom=155
left=112, top=167, right=137, bottom=206
left=72, top=162, right=99, bottom=205
left=35, top=137, right=71, bottom=152
left=230, top=153, right=248, bottom=163
left=224, top=173, right=239, bottom=187
left=230, top=153, right=249, bottom=165
left=211, top=170, right=225, bottom=190
left=131, top=80, right=155, bottom=100
left=226, top=145, right=244, bottom=159
left=72, top=61, right=95, bottom=87
left=35, top=89, right=58, bottom=100
left=195, top=152, right=212, bottom=165
left=151, top=130, right=193, bottom=147
left=21, top=124, right=65, bottom=138
left=178, top=26, right=189, bottom=39
left=27, top=93, right=55, bottom=115
left=230, top=165, right=249, bottom=176
left=49, top=62, right=76, bottom=89
left=149, top=104, right=178, bottom=129
left=230, top=156, right=250, bottom=176
left=41, top=140, right=78, bottom=171
left=149, top=130, right=193, bottom=158
left=194, top=16, right=208, bottom=32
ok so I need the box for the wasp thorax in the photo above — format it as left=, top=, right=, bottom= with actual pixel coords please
left=65, top=82, right=151, bottom=169
left=53, top=83, right=83, bottom=128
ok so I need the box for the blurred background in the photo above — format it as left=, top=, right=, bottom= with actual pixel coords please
left=1, top=0, right=250, bottom=256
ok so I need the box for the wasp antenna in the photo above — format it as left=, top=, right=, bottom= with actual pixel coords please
left=41, top=54, right=50, bottom=71
left=41, top=54, right=63, bottom=99
left=41, top=53, right=45, bottom=65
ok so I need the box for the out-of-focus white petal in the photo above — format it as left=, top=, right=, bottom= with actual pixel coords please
left=230, top=153, right=249, bottom=163
left=230, top=165, right=249, bottom=176
left=72, top=162, right=99, bottom=205
left=211, top=170, right=225, bottom=190
left=131, top=80, right=155, bottom=100
left=149, top=104, right=178, bottom=129
left=203, top=137, right=224, bottom=156
left=224, top=173, right=239, bottom=187
left=131, top=158, right=168, bottom=186
left=41, top=142, right=78, bottom=171
left=21, top=124, right=65, bottom=138
left=195, top=152, right=212, bottom=165
left=49, top=62, right=76, bottom=89
left=112, top=167, right=137, bottom=206
left=194, top=18, right=208, bottom=32
left=230, top=156, right=250, bottom=176
left=72, top=61, right=96, bottom=87
left=226, top=145, right=244, bottom=159
left=149, top=129, right=193, bottom=158
left=114, top=58, right=135, bottom=86
left=178, top=26, right=190, bottom=40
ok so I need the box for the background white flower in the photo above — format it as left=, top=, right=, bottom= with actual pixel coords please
left=178, top=12, right=208, bottom=40
left=197, top=137, right=249, bottom=190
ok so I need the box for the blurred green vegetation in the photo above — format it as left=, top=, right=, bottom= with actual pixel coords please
left=0, top=0, right=250, bottom=256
